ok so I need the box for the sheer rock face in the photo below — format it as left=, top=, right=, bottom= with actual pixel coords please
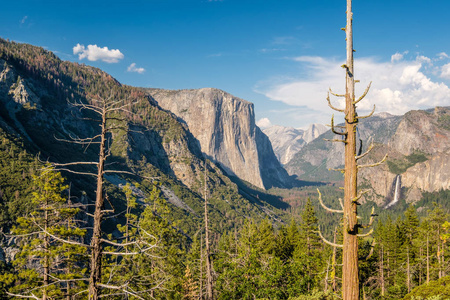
left=263, top=124, right=327, bottom=165
left=146, top=88, right=291, bottom=189
left=361, top=107, right=450, bottom=204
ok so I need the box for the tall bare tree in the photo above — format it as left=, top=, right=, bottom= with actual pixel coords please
left=52, top=93, right=158, bottom=299
left=204, top=161, right=214, bottom=299
left=317, top=1, right=386, bottom=299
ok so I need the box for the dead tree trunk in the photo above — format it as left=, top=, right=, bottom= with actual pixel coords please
left=427, top=235, right=430, bottom=284
left=342, top=1, right=359, bottom=296
left=204, top=162, right=213, bottom=300
left=380, top=247, right=385, bottom=297
left=88, top=106, right=107, bottom=300
left=317, top=1, right=385, bottom=299
left=407, top=246, right=411, bottom=293
left=43, top=202, right=49, bottom=300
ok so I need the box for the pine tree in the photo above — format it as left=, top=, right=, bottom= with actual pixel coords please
left=297, top=198, right=323, bottom=293
left=0, top=168, right=87, bottom=299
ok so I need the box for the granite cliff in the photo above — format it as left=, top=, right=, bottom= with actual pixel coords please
left=286, top=108, right=450, bottom=206
left=263, top=124, right=327, bottom=165
left=0, top=39, right=285, bottom=237
left=146, top=88, right=292, bottom=189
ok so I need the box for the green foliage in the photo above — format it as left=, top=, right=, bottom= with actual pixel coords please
left=387, top=151, right=428, bottom=174
left=403, top=276, right=450, bottom=299
left=437, top=114, right=450, bottom=131
left=0, top=128, right=38, bottom=229
left=0, top=168, right=87, bottom=298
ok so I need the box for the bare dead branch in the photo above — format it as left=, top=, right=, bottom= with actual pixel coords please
left=356, top=143, right=374, bottom=161
left=339, top=197, right=344, bottom=210
left=102, top=246, right=159, bottom=256
left=318, top=189, right=344, bottom=213
left=352, top=189, right=370, bottom=204
left=366, top=238, right=376, bottom=260
left=329, top=167, right=345, bottom=173
left=357, top=228, right=374, bottom=238
left=52, top=161, right=99, bottom=167
left=329, top=114, right=347, bottom=136
left=354, top=81, right=372, bottom=105
left=317, top=226, right=343, bottom=248
left=357, top=154, right=388, bottom=169
left=327, top=92, right=345, bottom=113
left=329, top=88, right=345, bottom=98
left=52, top=168, right=97, bottom=177
left=5, top=292, right=40, bottom=299
left=106, top=126, right=129, bottom=132
left=360, top=207, right=377, bottom=229
left=31, top=219, right=90, bottom=248
left=97, top=284, right=145, bottom=300
left=324, top=138, right=347, bottom=144
left=357, top=104, right=376, bottom=120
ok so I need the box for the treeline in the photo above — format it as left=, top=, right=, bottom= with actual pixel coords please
left=2, top=168, right=449, bottom=300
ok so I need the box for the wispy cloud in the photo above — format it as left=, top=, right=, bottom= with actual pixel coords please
left=20, top=16, right=28, bottom=24
left=73, top=43, right=124, bottom=63
left=272, top=36, right=297, bottom=45
left=256, top=52, right=450, bottom=123
left=259, top=48, right=286, bottom=53
left=438, top=52, right=449, bottom=60
left=127, top=63, right=145, bottom=74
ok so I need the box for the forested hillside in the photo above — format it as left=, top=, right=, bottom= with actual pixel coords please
left=1, top=37, right=450, bottom=300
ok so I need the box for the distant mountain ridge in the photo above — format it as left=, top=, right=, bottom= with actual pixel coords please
left=285, top=108, right=450, bottom=205
left=145, top=88, right=292, bottom=189
left=263, top=124, right=327, bottom=165
left=0, top=38, right=285, bottom=236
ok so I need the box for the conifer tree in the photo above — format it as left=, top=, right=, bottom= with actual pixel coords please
left=0, top=168, right=87, bottom=299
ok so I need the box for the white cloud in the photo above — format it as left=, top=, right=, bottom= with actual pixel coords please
left=441, top=63, right=450, bottom=79
left=257, top=54, right=450, bottom=121
left=256, top=117, right=272, bottom=129
left=73, top=43, right=124, bottom=63
left=438, top=52, right=449, bottom=60
left=416, top=55, right=431, bottom=64
left=391, top=51, right=409, bottom=63
left=127, top=63, right=145, bottom=74
left=20, top=16, right=28, bottom=24
left=391, top=52, right=404, bottom=63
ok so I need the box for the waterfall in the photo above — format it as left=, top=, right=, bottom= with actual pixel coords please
left=385, top=175, right=401, bottom=208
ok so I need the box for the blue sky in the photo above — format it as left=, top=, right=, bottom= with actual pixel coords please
left=1, top=0, right=450, bottom=128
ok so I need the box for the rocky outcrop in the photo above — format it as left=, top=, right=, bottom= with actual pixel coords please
left=263, top=124, right=327, bottom=165
left=287, top=108, right=450, bottom=206
left=146, top=88, right=291, bottom=189
left=263, top=126, right=305, bottom=165
left=359, top=107, right=450, bottom=204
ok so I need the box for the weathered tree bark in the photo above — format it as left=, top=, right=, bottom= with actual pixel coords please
left=43, top=201, right=49, bottom=300
left=427, top=235, right=430, bottom=284
left=200, top=233, right=203, bottom=300
left=342, top=1, right=359, bottom=299
left=380, top=247, right=385, bottom=297
left=89, top=106, right=107, bottom=300
left=204, top=162, right=213, bottom=300
left=407, top=246, right=411, bottom=293
left=330, top=227, right=338, bottom=293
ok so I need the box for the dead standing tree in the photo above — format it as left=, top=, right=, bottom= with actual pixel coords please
left=317, top=1, right=387, bottom=299
left=52, top=93, right=157, bottom=300
left=204, top=161, right=214, bottom=300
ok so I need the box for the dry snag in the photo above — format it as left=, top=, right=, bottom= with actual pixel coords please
left=316, top=1, right=386, bottom=299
